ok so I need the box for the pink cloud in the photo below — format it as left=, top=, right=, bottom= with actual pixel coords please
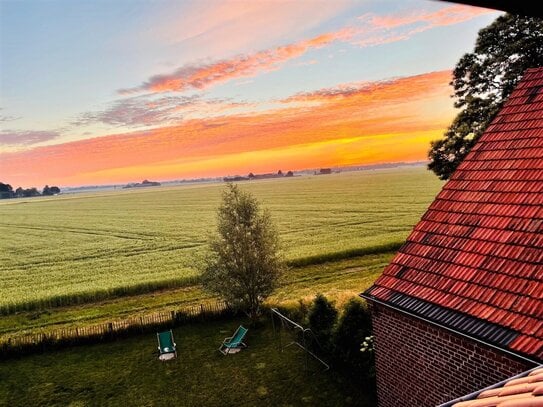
left=354, top=5, right=495, bottom=47
left=121, top=4, right=493, bottom=95
left=369, top=5, right=493, bottom=29
left=73, top=95, right=255, bottom=128
left=120, top=28, right=353, bottom=94
left=150, top=1, right=353, bottom=59
left=0, top=130, right=60, bottom=147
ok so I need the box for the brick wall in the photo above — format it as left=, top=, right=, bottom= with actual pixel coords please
left=370, top=303, right=535, bottom=407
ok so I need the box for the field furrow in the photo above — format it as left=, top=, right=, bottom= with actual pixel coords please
left=0, top=167, right=442, bottom=313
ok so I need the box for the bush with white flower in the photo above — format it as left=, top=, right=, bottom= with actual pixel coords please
left=360, top=335, right=374, bottom=353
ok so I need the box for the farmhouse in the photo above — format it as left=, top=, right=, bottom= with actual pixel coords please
left=361, top=67, right=543, bottom=406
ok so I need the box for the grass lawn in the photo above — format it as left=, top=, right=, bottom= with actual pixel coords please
left=0, top=318, right=375, bottom=407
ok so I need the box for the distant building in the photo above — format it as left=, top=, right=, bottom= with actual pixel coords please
left=361, top=68, right=543, bottom=406
left=315, top=168, right=332, bottom=175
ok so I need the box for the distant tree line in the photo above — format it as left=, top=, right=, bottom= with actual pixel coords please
left=0, top=182, right=60, bottom=199
left=224, top=170, right=294, bottom=182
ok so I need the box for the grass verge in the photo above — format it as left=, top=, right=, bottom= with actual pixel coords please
left=286, top=241, right=403, bottom=267
left=0, top=252, right=393, bottom=339
left=0, top=276, right=200, bottom=316
left=1, top=243, right=399, bottom=315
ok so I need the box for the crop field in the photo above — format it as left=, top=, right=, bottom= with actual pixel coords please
left=0, top=167, right=442, bottom=313
left=1, top=252, right=394, bottom=337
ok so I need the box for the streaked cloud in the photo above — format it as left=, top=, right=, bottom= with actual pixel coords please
left=1, top=71, right=455, bottom=186
left=283, top=72, right=450, bottom=104
left=365, top=4, right=492, bottom=29
left=73, top=95, right=199, bottom=127
left=0, top=130, right=60, bottom=147
left=295, top=59, right=318, bottom=67
left=0, top=115, right=19, bottom=123
left=0, top=109, right=20, bottom=123
left=120, top=29, right=353, bottom=94
left=74, top=95, right=255, bottom=128
left=354, top=5, right=494, bottom=47
left=150, top=0, right=352, bottom=59
left=122, top=4, right=492, bottom=95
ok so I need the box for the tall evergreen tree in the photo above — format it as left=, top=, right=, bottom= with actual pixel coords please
left=307, top=294, right=338, bottom=352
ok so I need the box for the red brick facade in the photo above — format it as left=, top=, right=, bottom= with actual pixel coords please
left=370, top=303, right=536, bottom=407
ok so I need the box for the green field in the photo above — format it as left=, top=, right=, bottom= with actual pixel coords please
left=1, top=252, right=394, bottom=338
left=0, top=167, right=442, bottom=313
left=0, top=318, right=375, bottom=407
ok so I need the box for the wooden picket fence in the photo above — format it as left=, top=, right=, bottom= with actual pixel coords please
left=0, top=300, right=230, bottom=358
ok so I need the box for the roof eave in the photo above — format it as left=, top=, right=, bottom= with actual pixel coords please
left=359, top=292, right=542, bottom=366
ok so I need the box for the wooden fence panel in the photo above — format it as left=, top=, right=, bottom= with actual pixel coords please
left=0, top=301, right=229, bottom=358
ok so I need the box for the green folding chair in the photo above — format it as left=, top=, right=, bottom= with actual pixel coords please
left=219, top=325, right=248, bottom=355
left=157, top=330, right=177, bottom=361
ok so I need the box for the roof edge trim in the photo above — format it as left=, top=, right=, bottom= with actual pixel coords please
left=359, top=292, right=541, bottom=366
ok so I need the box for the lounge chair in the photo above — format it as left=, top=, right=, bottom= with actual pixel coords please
left=157, top=330, right=177, bottom=361
left=219, top=325, right=248, bottom=355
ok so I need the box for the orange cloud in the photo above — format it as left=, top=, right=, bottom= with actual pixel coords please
left=282, top=76, right=415, bottom=104
left=1, top=71, right=455, bottom=187
left=121, top=4, right=493, bottom=95
left=121, top=28, right=353, bottom=94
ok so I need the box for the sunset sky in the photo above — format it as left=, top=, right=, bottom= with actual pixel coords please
left=0, top=0, right=500, bottom=187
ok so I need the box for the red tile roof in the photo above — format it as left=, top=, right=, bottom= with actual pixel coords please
left=364, top=68, right=543, bottom=361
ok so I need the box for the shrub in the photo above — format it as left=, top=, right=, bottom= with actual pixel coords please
left=333, top=298, right=373, bottom=377
left=307, top=293, right=338, bottom=352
